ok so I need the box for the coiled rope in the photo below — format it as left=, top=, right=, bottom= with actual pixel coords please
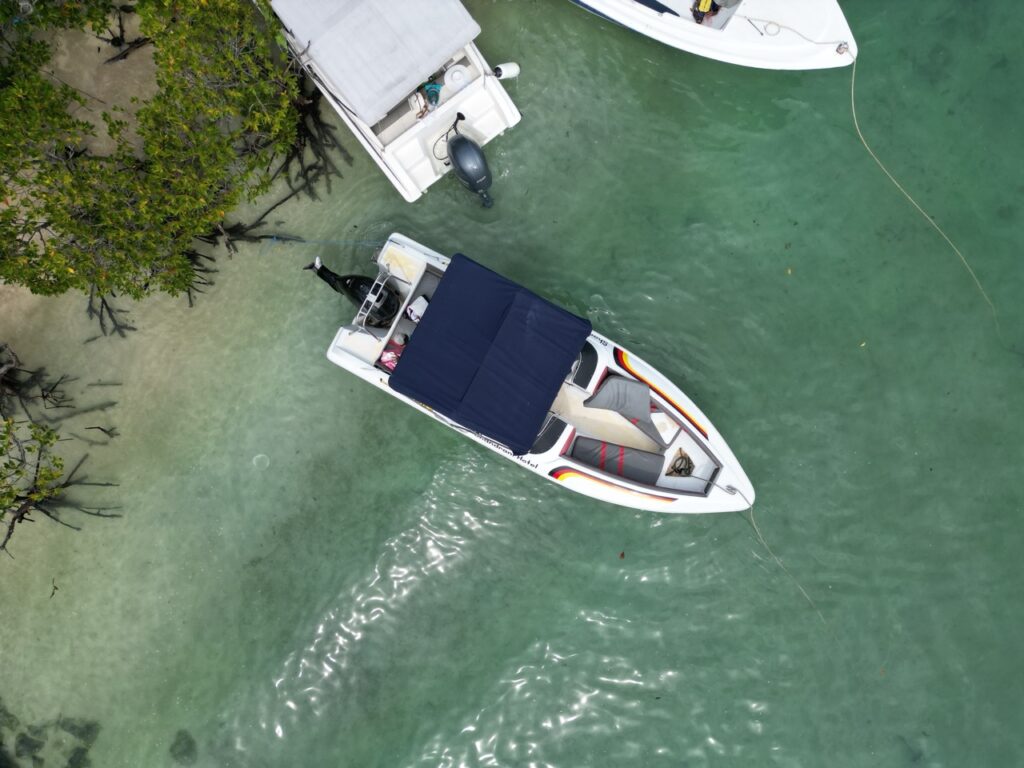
left=736, top=14, right=850, bottom=53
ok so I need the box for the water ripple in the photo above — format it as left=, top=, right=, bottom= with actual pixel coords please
left=407, top=640, right=696, bottom=767
left=221, top=453, right=508, bottom=755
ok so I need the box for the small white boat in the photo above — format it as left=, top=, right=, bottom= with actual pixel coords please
left=269, top=0, right=522, bottom=203
left=324, top=234, right=755, bottom=514
left=569, top=0, right=857, bottom=70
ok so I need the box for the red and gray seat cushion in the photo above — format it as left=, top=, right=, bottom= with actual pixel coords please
left=571, top=437, right=663, bottom=486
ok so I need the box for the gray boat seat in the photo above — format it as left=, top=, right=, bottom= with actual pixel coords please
left=584, top=375, right=665, bottom=447
left=571, top=437, right=663, bottom=487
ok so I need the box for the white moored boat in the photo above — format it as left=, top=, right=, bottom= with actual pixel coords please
left=324, top=234, right=755, bottom=514
left=269, top=0, right=522, bottom=203
left=569, top=0, right=857, bottom=70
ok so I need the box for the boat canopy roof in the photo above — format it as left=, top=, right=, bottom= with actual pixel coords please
left=270, top=0, right=480, bottom=125
left=389, top=255, right=592, bottom=455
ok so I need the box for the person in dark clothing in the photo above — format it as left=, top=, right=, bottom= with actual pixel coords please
left=415, top=80, right=443, bottom=118
left=691, top=0, right=721, bottom=23
left=303, top=256, right=400, bottom=327
left=304, top=256, right=343, bottom=291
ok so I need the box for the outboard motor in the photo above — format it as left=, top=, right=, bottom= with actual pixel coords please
left=446, top=113, right=494, bottom=208
left=337, top=274, right=400, bottom=327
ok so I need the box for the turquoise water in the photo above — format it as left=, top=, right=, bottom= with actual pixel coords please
left=2, top=0, right=1023, bottom=765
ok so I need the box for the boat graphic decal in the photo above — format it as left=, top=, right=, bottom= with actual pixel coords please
left=613, top=348, right=709, bottom=439
left=549, top=467, right=676, bottom=502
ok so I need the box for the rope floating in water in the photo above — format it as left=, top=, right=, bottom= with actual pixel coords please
left=848, top=57, right=1001, bottom=337
left=264, top=236, right=385, bottom=248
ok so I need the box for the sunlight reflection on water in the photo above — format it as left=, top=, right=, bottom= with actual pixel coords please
left=228, top=453, right=508, bottom=750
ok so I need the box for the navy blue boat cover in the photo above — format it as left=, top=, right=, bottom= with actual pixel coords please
left=389, top=254, right=592, bottom=455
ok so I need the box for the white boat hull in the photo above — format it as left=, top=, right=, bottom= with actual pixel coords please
left=570, top=0, right=857, bottom=70
left=326, top=234, right=755, bottom=514
left=273, top=2, right=521, bottom=203
left=321, top=43, right=521, bottom=203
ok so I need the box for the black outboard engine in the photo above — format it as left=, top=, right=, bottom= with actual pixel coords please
left=447, top=113, right=494, bottom=208
left=337, top=274, right=400, bottom=327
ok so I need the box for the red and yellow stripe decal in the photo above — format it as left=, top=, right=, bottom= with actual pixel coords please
left=613, top=348, right=708, bottom=439
left=550, top=467, right=676, bottom=503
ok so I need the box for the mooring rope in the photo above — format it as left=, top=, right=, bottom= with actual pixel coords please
left=736, top=17, right=1002, bottom=337
left=690, top=25, right=1009, bottom=623
left=264, top=236, right=385, bottom=248
left=707, top=478, right=827, bottom=624
left=848, top=56, right=1002, bottom=338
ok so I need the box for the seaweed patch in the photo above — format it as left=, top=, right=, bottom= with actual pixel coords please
left=0, top=697, right=101, bottom=768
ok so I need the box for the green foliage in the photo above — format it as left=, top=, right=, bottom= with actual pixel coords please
left=0, top=1, right=109, bottom=31
left=1, top=417, right=64, bottom=515
left=1, top=343, right=119, bottom=553
left=0, top=0, right=299, bottom=300
left=1, top=344, right=66, bottom=535
left=0, top=32, right=94, bottom=294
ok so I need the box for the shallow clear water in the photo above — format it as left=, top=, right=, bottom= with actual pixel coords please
left=2, top=1, right=1023, bottom=766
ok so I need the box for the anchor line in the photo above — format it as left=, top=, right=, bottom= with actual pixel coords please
left=732, top=19, right=1003, bottom=339
left=694, top=475, right=826, bottom=624
left=264, top=236, right=385, bottom=248
left=847, top=55, right=1002, bottom=338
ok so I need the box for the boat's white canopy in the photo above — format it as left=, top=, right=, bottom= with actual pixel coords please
left=270, top=0, right=480, bottom=125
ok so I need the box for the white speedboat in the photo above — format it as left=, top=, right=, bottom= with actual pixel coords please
left=269, top=0, right=521, bottom=203
left=324, top=234, right=755, bottom=514
left=569, top=0, right=857, bottom=70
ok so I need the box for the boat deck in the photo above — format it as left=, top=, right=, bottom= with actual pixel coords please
left=331, top=245, right=442, bottom=367
left=551, top=374, right=721, bottom=495
left=551, top=383, right=660, bottom=452
left=636, top=0, right=742, bottom=30
left=372, top=52, right=483, bottom=146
